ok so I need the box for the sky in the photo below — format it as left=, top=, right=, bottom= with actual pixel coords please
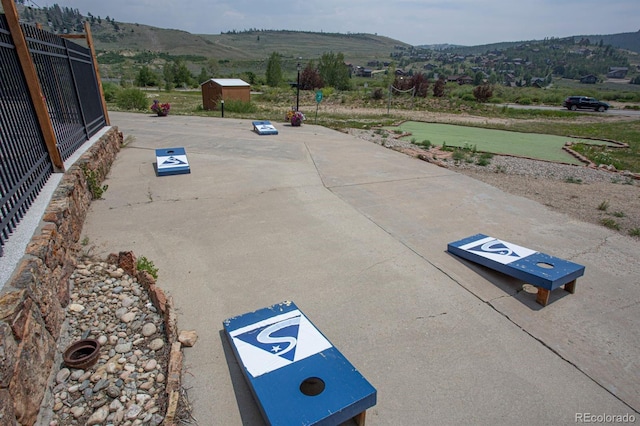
left=32, top=0, right=640, bottom=46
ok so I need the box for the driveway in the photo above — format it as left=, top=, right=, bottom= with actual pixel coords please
left=81, top=112, right=639, bottom=424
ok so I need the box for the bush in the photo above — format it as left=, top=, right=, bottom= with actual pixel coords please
left=101, top=82, right=120, bottom=102
left=222, top=99, right=258, bottom=114
left=371, top=88, right=385, bottom=100
left=136, top=256, right=158, bottom=279
left=473, top=84, right=493, bottom=103
left=115, top=88, right=148, bottom=110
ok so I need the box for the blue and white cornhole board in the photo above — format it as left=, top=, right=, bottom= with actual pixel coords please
left=223, top=301, right=376, bottom=425
left=155, top=147, right=190, bottom=176
left=447, top=234, right=585, bottom=306
left=252, top=120, right=278, bottom=135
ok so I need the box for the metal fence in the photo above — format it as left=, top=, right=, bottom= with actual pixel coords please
left=0, top=14, right=107, bottom=256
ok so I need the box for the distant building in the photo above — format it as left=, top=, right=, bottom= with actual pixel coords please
left=201, top=78, right=250, bottom=111
left=607, top=67, right=628, bottom=79
left=580, top=74, right=598, bottom=84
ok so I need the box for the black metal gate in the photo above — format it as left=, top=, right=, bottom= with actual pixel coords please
left=0, top=15, right=52, bottom=256
left=0, top=14, right=107, bottom=256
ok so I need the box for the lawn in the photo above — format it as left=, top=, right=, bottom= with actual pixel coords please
left=387, top=121, right=619, bottom=164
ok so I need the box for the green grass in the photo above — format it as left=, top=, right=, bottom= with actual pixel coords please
left=387, top=122, right=619, bottom=164
left=600, top=218, right=620, bottom=230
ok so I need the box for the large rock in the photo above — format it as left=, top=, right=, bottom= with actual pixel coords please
left=0, top=388, right=16, bottom=425
left=0, top=322, right=18, bottom=388
left=118, top=251, right=137, bottom=277
left=9, top=302, right=56, bottom=425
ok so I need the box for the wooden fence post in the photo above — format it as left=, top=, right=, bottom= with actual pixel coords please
left=1, top=0, right=64, bottom=171
left=60, top=22, right=111, bottom=126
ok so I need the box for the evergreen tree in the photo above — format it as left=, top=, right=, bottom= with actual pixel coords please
left=135, top=66, right=158, bottom=87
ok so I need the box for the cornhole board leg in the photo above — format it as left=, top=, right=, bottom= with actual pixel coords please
left=537, top=279, right=577, bottom=306
left=447, top=234, right=585, bottom=306
left=155, top=147, right=190, bottom=176
left=223, top=301, right=376, bottom=425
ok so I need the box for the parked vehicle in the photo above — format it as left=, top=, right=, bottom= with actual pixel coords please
left=562, top=96, right=610, bottom=112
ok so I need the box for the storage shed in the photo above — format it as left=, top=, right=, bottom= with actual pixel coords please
left=201, top=78, right=250, bottom=110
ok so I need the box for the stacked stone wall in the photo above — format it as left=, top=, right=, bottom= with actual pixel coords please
left=0, top=128, right=122, bottom=425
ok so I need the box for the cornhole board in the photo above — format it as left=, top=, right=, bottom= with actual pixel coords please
left=155, top=147, right=190, bottom=176
left=223, top=301, right=376, bottom=425
left=447, top=234, right=585, bottom=306
left=252, top=120, right=278, bottom=135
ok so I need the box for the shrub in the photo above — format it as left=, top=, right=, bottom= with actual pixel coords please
left=101, top=82, right=120, bottom=102
left=115, top=88, right=148, bottom=110
left=371, top=88, right=385, bottom=100
left=473, top=84, right=493, bottom=103
left=451, top=149, right=466, bottom=162
left=418, top=139, right=432, bottom=149
left=597, top=200, right=609, bottom=211
left=223, top=99, right=258, bottom=113
left=136, top=256, right=159, bottom=279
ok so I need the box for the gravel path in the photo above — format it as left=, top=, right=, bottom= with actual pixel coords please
left=349, top=128, right=640, bottom=238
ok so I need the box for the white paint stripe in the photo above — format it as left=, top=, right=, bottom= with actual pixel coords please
left=229, top=309, right=302, bottom=337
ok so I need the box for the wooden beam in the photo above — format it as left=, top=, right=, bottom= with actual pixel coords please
left=58, top=34, right=86, bottom=39
left=83, top=21, right=110, bottom=125
left=2, top=0, right=64, bottom=171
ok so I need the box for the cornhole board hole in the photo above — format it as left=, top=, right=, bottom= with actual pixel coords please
left=447, top=234, right=585, bottom=306
left=155, top=147, right=190, bottom=176
left=223, top=301, right=376, bottom=425
left=252, top=120, right=278, bottom=135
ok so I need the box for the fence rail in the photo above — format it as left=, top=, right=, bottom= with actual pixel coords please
left=0, top=13, right=107, bottom=256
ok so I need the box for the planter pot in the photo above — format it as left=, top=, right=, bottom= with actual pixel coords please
left=63, top=339, right=101, bottom=369
left=156, top=112, right=168, bottom=117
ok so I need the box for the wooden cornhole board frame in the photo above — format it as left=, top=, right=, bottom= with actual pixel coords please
left=252, top=120, right=279, bottom=135
left=155, top=147, right=190, bottom=176
left=447, top=234, right=585, bottom=306
left=223, top=301, right=376, bottom=425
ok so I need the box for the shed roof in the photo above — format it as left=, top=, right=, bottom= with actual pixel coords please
left=205, top=78, right=250, bottom=87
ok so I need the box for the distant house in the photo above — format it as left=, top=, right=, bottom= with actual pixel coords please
left=447, top=75, right=473, bottom=85
left=201, top=78, right=250, bottom=111
left=530, top=77, right=546, bottom=88
left=580, top=74, right=598, bottom=84
left=607, top=67, right=628, bottom=79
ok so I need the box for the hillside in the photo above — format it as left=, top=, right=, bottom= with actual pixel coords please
left=10, top=4, right=408, bottom=63
left=5, top=4, right=637, bottom=86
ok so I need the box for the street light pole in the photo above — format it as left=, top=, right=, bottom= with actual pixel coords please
left=296, top=62, right=301, bottom=111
